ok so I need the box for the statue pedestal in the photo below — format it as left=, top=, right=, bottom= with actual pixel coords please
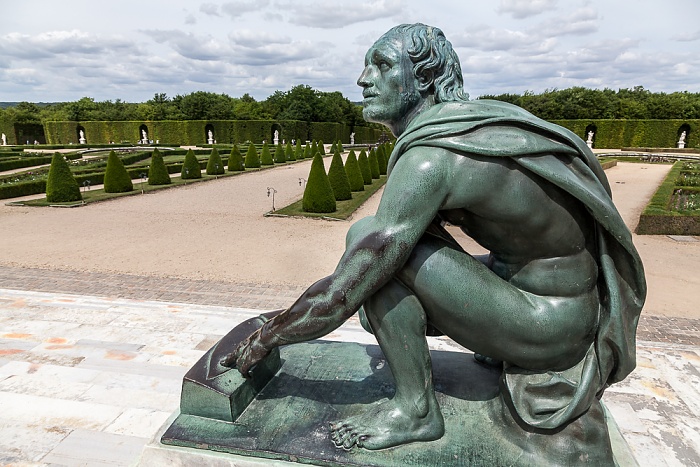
left=147, top=322, right=636, bottom=466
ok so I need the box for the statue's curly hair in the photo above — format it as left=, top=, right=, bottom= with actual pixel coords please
left=382, top=23, right=469, bottom=103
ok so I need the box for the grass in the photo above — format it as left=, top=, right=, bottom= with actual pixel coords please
left=274, top=175, right=387, bottom=220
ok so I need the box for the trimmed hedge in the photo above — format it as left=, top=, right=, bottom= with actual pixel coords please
left=368, top=148, right=380, bottom=179
left=228, top=145, right=244, bottom=171
left=206, top=147, right=225, bottom=175
left=303, top=153, right=336, bottom=213
left=636, top=161, right=700, bottom=234
left=46, top=153, right=81, bottom=202
left=550, top=119, right=700, bottom=149
left=104, top=150, right=134, bottom=193
left=148, top=148, right=171, bottom=185
left=285, top=142, right=295, bottom=161
left=274, top=144, right=286, bottom=163
left=345, top=150, right=364, bottom=192
left=181, top=149, right=202, bottom=179
left=357, top=149, right=372, bottom=184
left=245, top=143, right=260, bottom=168
left=328, top=150, right=352, bottom=201
left=260, top=143, right=273, bottom=165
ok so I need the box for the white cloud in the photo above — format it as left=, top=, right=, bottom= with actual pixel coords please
left=537, top=7, right=599, bottom=37
left=282, top=0, right=404, bottom=29
left=0, top=30, right=137, bottom=60
left=199, top=3, right=221, bottom=16
left=672, top=30, right=700, bottom=42
left=220, top=0, right=271, bottom=19
left=496, top=0, right=558, bottom=19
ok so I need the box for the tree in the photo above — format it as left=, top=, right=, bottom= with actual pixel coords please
left=228, top=145, right=245, bottom=171
left=148, top=148, right=171, bottom=185
left=260, top=142, right=273, bottom=165
left=104, top=150, right=134, bottom=193
left=357, top=149, right=372, bottom=184
left=245, top=143, right=260, bottom=168
left=206, top=147, right=225, bottom=175
left=368, top=148, right=380, bottom=179
left=328, top=150, right=352, bottom=201
left=181, top=149, right=202, bottom=179
left=345, top=150, right=364, bottom=192
left=303, top=152, right=336, bottom=213
left=285, top=141, right=295, bottom=161
left=45, top=153, right=81, bottom=202
left=274, top=144, right=286, bottom=163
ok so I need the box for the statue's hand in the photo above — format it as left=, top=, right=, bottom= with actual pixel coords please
left=221, top=329, right=271, bottom=378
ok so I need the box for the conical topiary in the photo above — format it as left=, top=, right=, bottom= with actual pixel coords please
left=295, top=140, right=303, bottom=160
left=181, top=149, right=202, bottom=179
left=304, top=142, right=312, bottom=159
left=368, top=148, right=380, bottom=179
left=244, top=143, right=260, bottom=168
left=228, top=145, right=244, bottom=171
left=206, top=147, right=225, bottom=175
left=274, top=144, right=286, bottom=163
left=311, top=140, right=318, bottom=157
left=104, top=150, right=134, bottom=192
left=377, top=145, right=388, bottom=175
left=345, top=150, right=364, bottom=192
left=260, top=142, right=273, bottom=165
left=337, top=140, right=344, bottom=152
left=357, top=149, right=372, bottom=185
left=330, top=141, right=337, bottom=154
left=319, top=140, right=325, bottom=155
left=328, top=150, right=352, bottom=201
left=303, top=152, right=336, bottom=213
left=148, top=148, right=171, bottom=185
left=286, top=142, right=295, bottom=161
left=46, top=152, right=82, bottom=202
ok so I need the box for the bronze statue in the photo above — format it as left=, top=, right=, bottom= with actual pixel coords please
left=223, top=23, right=645, bottom=453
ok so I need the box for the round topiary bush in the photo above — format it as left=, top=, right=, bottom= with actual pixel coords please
left=206, top=147, right=225, bottom=175
left=286, top=142, right=295, bottom=161
left=357, top=149, right=372, bottom=185
left=148, top=148, right=171, bottom=185
left=245, top=143, right=260, bottom=168
left=181, top=149, right=202, bottom=179
left=46, top=152, right=82, bottom=202
left=104, top=150, right=134, bottom=193
left=228, top=145, right=245, bottom=171
left=368, top=148, right=380, bottom=179
left=328, top=150, right=352, bottom=201
left=274, top=144, right=286, bottom=163
left=303, top=152, right=336, bottom=213
left=260, top=142, right=273, bottom=165
left=345, top=150, right=365, bottom=192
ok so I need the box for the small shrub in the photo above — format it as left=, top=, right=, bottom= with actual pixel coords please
left=260, top=142, right=273, bottom=165
left=274, top=144, right=286, bottom=163
left=337, top=140, right=344, bottom=152
left=345, top=150, right=365, bottom=192
left=304, top=143, right=312, bottom=159
left=245, top=143, right=260, bottom=168
left=358, top=149, right=372, bottom=184
left=104, top=150, right=134, bottom=192
left=319, top=140, right=325, bottom=155
left=368, top=148, right=380, bottom=179
left=286, top=142, right=295, bottom=161
left=206, top=147, right=225, bottom=175
left=328, top=150, right=352, bottom=201
left=303, top=152, right=336, bottom=213
left=46, top=153, right=82, bottom=202
left=228, top=145, right=245, bottom=171
left=148, top=148, right=171, bottom=185
left=330, top=141, right=337, bottom=154
left=377, top=145, right=388, bottom=175
left=295, top=140, right=303, bottom=160
left=181, top=149, right=202, bottom=179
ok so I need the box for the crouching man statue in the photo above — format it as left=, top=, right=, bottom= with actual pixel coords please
left=224, top=23, right=645, bottom=455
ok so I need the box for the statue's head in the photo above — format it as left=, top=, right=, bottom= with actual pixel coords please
left=357, top=23, right=468, bottom=136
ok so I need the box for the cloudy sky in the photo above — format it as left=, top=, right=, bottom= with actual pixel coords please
left=2, top=0, right=699, bottom=103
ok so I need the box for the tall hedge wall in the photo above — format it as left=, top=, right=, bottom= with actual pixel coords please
left=550, top=119, right=700, bottom=149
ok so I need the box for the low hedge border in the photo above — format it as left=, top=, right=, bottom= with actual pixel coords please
left=636, top=161, right=700, bottom=235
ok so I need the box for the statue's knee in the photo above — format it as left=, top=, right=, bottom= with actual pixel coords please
left=346, top=216, right=374, bottom=247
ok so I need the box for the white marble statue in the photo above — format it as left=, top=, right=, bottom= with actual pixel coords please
left=678, top=131, right=686, bottom=149
left=79, top=130, right=86, bottom=144
left=141, top=129, right=148, bottom=144
left=208, top=130, right=214, bottom=144
left=350, top=132, right=355, bottom=145
left=273, top=130, right=279, bottom=145
left=586, top=131, right=594, bottom=149
left=1, top=133, right=6, bottom=146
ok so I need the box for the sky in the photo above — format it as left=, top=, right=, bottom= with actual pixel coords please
left=1, top=0, right=699, bottom=104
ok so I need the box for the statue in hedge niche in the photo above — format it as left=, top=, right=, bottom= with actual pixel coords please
left=224, top=23, right=646, bottom=454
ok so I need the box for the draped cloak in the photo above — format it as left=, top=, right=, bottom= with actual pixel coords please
left=387, top=100, right=646, bottom=430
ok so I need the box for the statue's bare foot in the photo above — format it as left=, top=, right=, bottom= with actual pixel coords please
left=329, top=396, right=444, bottom=450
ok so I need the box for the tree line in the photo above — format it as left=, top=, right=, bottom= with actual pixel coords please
left=1, top=85, right=364, bottom=127
left=478, top=86, right=700, bottom=120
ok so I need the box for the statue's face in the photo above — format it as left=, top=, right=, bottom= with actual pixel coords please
left=357, top=34, right=422, bottom=134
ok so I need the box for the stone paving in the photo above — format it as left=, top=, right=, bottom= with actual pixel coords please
left=0, top=265, right=698, bottom=466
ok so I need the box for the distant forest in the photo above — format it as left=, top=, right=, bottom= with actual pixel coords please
left=2, top=85, right=700, bottom=125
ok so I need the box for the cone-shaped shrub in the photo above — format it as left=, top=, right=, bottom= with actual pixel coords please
left=245, top=143, right=260, bottom=168
left=377, top=145, right=388, bottom=175
left=303, top=152, right=336, bottom=213
left=319, top=140, right=325, bottom=155
left=328, top=150, right=352, bottom=201
left=104, top=150, right=134, bottom=192
left=295, top=140, right=303, bottom=160
left=285, top=142, right=295, bottom=161
left=46, top=152, right=82, bottom=202
left=274, top=144, right=286, bottom=163
left=337, top=140, right=344, bottom=152
left=206, top=147, right=225, bottom=175
left=330, top=141, right=337, bottom=154
left=311, top=141, right=318, bottom=158
left=260, top=142, right=273, bottom=165
left=148, top=148, right=171, bottom=185
left=368, top=148, right=380, bottom=179
left=228, top=145, right=244, bottom=171
left=357, top=149, right=372, bottom=185
left=181, top=149, right=202, bottom=179
left=345, top=150, right=364, bottom=192
left=304, top=143, right=311, bottom=159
